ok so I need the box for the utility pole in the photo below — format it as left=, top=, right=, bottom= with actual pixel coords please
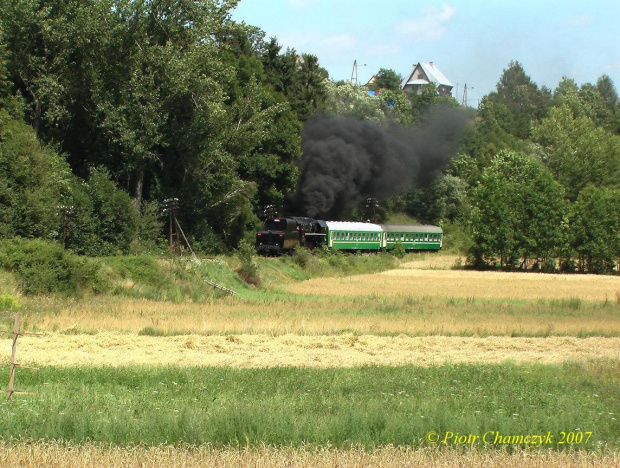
left=462, top=84, right=474, bottom=107
left=162, top=198, right=195, bottom=256
left=350, top=60, right=358, bottom=85
left=163, top=198, right=180, bottom=254
left=350, top=60, right=367, bottom=86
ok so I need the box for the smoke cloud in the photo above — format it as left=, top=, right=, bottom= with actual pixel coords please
left=290, top=106, right=471, bottom=219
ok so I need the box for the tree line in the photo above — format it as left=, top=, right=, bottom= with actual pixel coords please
left=1, top=0, right=329, bottom=254
left=412, top=63, right=619, bottom=272
left=1, top=1, right=619, bottom=272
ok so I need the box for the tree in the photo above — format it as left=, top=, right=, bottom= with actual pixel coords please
left=469, top=151, right=566, bottom=269
left=372, top=68, right=402, bottom=92
left=486, top=61, right=551, bottom=139
left=0, top=26, right=9, bottom=98
left=223, top=77, right=301, bottom=213
left=295, top=54, right=327, bottom=120
left=569, top=186, right=620, bottom=272
left=0, top=115, right=73, bottom=240
left=596, top=75, right=619, bottom=107
left=552, top=77, right=616, bottom=132
left=322, top=81, right=386, bottom=124
left=378, top=89, right=414, bottom=126
left=596, top=75, right=620, bottom=135
left=532, top=105, right=620, bottom=200
left=2, top=0, right=282, bottom=250
left=459, top=97, right=520, bottom=165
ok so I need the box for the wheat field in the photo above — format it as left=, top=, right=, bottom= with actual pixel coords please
left=14, top=258, right=620, bottom=337
left=285, top=265, right=620, bottom=302
left=3, top=333, right=618, bottom=368
left=2, top=254, right=618, bottom=467
left=0, top=441, right=616, bottom=468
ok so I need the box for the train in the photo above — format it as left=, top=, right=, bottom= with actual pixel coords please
left=255, top=217, right=443, bottom=255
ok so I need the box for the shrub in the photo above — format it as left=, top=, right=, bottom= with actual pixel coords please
left=292, top=245, right=312, bottom=268
left=0, top=293, right=20, bottom=310
left=0, top=238, right=107, bottom=296
left=391, top=242, right=406, bottom=258
left=236, top=240, right=260, bottom=286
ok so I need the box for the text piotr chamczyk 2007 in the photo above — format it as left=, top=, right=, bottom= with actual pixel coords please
left=427, top=430, right=593, bottom=447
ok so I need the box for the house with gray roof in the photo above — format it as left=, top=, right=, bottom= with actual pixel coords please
left=401, top=62, right=453, bottom=97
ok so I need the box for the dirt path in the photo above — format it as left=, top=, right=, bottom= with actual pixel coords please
left=4, top=333, right=618, bottom=368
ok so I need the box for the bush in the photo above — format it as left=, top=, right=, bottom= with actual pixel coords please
left=292, top=245, right=312, bottom=268
left=0, top=238, right=107, bottom=296
left=0, top=293, right=20, bottom=310
left=236, top=240, right=260, bottom=286
left=391, top=242, right=406, bottom=258
left=0, top=115, right=73, bottom=241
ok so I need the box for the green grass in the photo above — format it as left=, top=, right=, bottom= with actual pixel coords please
left=0, top=238, right=400, bottom=302
left=1, top=361, right=617, bottom=449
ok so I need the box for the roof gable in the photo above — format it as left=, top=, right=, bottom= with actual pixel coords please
left=401, top=62, right=453, bottom=89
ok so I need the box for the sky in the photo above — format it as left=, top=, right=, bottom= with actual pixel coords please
left=231, top=0, right=620, bottom=106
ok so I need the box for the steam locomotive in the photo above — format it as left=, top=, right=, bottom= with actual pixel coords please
left=256, top=217, right=442, bottom=255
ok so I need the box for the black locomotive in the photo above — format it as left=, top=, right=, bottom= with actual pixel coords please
left=255, top=217, right=327, bottom=255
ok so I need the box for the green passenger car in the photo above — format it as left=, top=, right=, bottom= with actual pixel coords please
left=325, top=221, right=383, bottom=251
left=381, top=224, right=443, bottom=251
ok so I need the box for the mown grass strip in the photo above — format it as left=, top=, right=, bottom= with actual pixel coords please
left=1, top=361, right=617, bottom=449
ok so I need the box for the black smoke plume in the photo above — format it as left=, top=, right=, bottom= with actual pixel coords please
left=289, top=106, right=471, bottom=219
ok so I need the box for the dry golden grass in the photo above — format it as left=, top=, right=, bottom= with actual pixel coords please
left=286, top=267, right=620, bottom=302
left=0, top=441, right=615, bottom=468
left=3, top=333, right=618, bottom=368
left=15, top=295, right=620, bottom=338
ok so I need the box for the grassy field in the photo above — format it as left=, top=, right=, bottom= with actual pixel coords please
left=4, top=253, right=619, bottom=337
left=1, top=252, right=619, bottom=466
left=0, top=362, right=617, bottom=448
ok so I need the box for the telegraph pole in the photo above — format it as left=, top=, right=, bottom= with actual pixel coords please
left=351, top=60, right=358, bottom=85
left=162, top=198, right=194, bottom=256
left=163, top=198, right=180, bottom=254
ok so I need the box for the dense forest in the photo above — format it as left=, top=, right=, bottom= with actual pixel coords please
left=0, top=0, right=618, bottom=272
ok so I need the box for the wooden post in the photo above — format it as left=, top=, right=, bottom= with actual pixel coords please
left=7, top=313, right=19, bottom=400
left=4, top=313, right=38, bottom=399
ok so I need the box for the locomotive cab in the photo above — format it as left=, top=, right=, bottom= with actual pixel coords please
left=256, top=217, right=327, bottom=255
left=256, top=218, right=298, bottom=255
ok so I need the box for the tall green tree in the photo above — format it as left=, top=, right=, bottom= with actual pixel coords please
left=372, top=68, right=402, bottom=91
left=569, top=186, right=620, bottom=272
left=460, top=97, right=519, bottom=165
left=470, top=151, right=566, bottom=269
left=0, top=26, right=9, bottom=98
left=532, top=105, right=620, bottom=200
left=295, top=54, right=327, bottom=121
left=0, top=115, right=73, bottom=240
left=596, top=75, right=620, bottom=134
left=552, top=77, right=616, bottom=132
left=486, top=61, right=551, bottom=139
